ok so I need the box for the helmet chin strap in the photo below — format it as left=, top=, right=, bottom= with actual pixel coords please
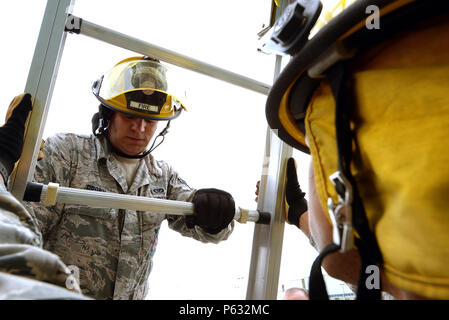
left=111, top=121, right=171, bottom=159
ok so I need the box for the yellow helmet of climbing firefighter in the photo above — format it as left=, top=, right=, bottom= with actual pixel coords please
left=92, top=56, right=187, bottom=121
left=264, top=0, right=449, bottom=300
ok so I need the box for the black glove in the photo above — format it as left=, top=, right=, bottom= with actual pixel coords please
left=0, top=94, right=33, bottom=184
left=285, top=157, right=308, bottom=227
left=187, top=188, right=235, bottom=234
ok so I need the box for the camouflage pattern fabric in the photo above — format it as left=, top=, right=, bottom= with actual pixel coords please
left=0, top=183, right=85, bottom=300
left=25, top=133, right=234, bottom=300
left=0, top=272, right=85, bottom=300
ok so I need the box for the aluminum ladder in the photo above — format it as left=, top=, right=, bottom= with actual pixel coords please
left=9, top=0, right=293, bottom=300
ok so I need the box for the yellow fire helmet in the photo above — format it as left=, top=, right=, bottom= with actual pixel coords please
left=92, top=56, right=187, bottom=121
left=265, top=0, right=449, bottom=300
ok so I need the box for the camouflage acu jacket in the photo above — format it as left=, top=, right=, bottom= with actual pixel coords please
left=25, top=133, right=234, bottom=300
left=0, top=182, right=85, bottom=299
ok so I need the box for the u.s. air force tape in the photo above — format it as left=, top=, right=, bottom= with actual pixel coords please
left=238, top=207, right=249, bottom=224
left=44, top=182, right=59, bottom=206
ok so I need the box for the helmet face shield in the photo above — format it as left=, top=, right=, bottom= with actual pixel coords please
left=101, top=60, right=167, bottom=99
left=92, top=57, right=186, bottom=120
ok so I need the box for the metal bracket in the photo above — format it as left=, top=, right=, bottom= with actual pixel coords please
left=328, top=171, right=354, bottom=253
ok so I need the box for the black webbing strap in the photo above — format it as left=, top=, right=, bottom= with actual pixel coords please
left=308, top=60, right=383, bottom=300
left=309, top=243, right=340, bottom=300
left=329, top=60, right=383, bottom=299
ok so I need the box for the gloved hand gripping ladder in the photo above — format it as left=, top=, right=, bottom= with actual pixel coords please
left=24, top=182, right=271, bottom=224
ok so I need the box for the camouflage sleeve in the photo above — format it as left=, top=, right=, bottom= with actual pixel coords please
left=165, top=166, right=234, bottom=243
left=0, top=244, right=82, bottom=295
left=24, top=134, right=78, bottom=239
left=0, top=272, right=86, bottom=300
left=0, top=183, right=41, bottom=247
left=0, top=184, right=83, bottom=298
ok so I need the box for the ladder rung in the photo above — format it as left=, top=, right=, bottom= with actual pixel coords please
left=66, top=15, right=272, bottom=95
left=24, top=182, right=271, bottom=224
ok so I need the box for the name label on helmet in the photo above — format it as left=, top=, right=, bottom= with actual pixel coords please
left=129, top=100, right=160, bottom=114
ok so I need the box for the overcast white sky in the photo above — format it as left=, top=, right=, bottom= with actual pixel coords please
left=0, top=0, right=349, bottom=299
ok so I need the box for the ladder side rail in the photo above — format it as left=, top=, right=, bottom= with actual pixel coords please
left=10, top=0, right=75, bottom=200
left=246, top=0, right=292, bottom=300
left=246, top=124, right=292, bottom=299
left=246, top=55, right=292, bottom=301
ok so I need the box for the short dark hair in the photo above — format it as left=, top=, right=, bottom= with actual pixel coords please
left=91, top=104, right=114, bottom=136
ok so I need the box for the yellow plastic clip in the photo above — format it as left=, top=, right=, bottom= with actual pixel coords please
left=238, top=207, right=249, bottom=224
left=44, top=182, right=59, bottom=206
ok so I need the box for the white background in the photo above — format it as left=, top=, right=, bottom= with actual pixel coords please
left=0, top=0, right=346, bottom=300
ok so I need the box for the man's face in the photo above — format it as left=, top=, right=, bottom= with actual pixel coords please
left=108, top=112, right=158, bottom=156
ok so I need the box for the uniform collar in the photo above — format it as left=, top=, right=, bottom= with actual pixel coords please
left=93, top=134, right=162, bottom=179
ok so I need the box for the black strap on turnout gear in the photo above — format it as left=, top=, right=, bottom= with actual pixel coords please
left=308, top=61, right=383, bottom=300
